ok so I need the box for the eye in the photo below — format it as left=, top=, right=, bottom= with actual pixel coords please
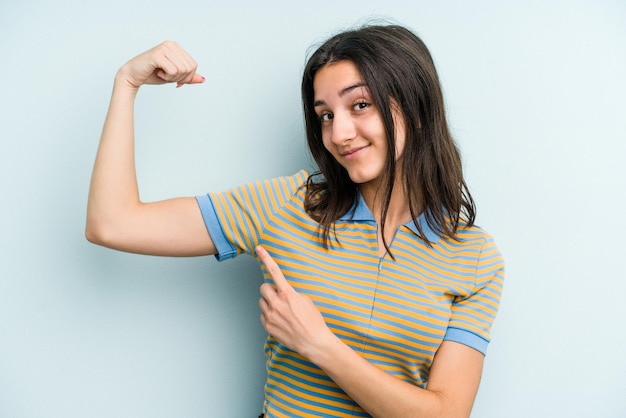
left=353, top=101, right=370, bottom=111
left=319, top=112, right=334, bottom=122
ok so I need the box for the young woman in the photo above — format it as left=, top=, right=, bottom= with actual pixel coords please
left=87, top=24, right=504, bottom=418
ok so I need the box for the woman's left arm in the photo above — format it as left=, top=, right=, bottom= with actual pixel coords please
left=257, top=246, right=484, bottom=418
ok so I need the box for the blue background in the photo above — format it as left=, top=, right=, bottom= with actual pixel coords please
left=1, top=1, right=624, bottom=416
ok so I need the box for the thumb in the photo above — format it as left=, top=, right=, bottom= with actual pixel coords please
left=176, top=73, right=206, bottom=88
left=189, top=73, right=206, bottom=84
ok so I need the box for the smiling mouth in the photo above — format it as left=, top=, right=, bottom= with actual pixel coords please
left=341, top=145, right=369, bottom=158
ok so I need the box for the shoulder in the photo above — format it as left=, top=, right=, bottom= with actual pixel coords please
left=258, top=169, right=309, bottom=195
left=439, top=224, right=504, bottom=269
left=455, top=224, right=498, bottom=247
left=454, top=225, right=505, bottom=283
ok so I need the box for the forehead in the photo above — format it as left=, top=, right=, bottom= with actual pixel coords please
left=313, top=60, right=365, bottom=98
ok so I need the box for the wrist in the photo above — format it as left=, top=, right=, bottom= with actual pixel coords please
left=113, top=68, right=141, bottom=95
left=303, top=330, right=344, bottom=367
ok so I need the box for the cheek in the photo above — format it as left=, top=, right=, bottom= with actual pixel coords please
left=320, top=130, right=334, bottom=154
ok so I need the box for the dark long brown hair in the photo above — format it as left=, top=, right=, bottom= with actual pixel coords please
left=301, top=24, right=475, bottom=251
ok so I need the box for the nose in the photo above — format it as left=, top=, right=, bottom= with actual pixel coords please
left=330, top=112, right=356, bottom=145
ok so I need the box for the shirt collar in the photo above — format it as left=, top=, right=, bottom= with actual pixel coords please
left=339, top=194, right=441, bottom=243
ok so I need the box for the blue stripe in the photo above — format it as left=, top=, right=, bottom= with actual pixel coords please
left=195, top=194, right=237, bottom=261
left=231, top=185, right=259, bottom=253
left=444, top=327, right=489, bottom=354
left=202, top=170, right=504, bottom=416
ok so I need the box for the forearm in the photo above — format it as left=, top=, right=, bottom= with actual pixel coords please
left=305, top=336, right=446, bottom=418
left=86, top=75, right=141, bottom=242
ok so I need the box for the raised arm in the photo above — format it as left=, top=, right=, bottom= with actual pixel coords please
left=86, top=42, right=215, bottom=257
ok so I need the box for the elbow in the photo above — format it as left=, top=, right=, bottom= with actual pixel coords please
left=85, top=218, right=103, bottom=245
left=85, top=202, right=143, bottom=251
left=85, top=199, right=108, bottom=245
left=85, top=224, right=100, bottom=245
left=85, top=215, right=115, bottom=247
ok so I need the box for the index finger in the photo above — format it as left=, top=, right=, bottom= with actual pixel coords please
left=255, top=245, right=291, bottom=292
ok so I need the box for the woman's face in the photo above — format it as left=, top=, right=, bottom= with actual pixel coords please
left=312, top=60, right=405, bottom=190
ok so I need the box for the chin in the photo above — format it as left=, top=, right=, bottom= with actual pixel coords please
left=347, top=172, right=379, bottom=186
left=342, top=161, right=385, bottom=186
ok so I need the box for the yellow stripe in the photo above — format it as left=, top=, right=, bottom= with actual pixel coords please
left=208, top=171, right=504, bottom=416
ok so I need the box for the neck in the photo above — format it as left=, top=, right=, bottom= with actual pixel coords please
left=360, top=177, right=418, bottom=228
left=361, top=178, right=422, bottom=258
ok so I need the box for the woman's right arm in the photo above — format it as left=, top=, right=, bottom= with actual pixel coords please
left=86, top=42, right=216, bottom=257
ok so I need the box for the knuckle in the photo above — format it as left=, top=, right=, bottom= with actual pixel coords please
left=161, top=40, right=178, bottom=48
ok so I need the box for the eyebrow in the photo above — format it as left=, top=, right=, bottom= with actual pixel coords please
left=313, top=82, right=368, bottom=107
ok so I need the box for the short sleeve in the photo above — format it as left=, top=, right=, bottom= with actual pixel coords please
left=195, top=170, right=308, bottom=261
left=444, top=234, right=505, bottom=355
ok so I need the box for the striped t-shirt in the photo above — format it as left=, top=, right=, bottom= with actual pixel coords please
left=196, top=170, right=504, bottom=417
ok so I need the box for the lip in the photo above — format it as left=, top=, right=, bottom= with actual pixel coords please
left=340, top=145, right=369, bottom=159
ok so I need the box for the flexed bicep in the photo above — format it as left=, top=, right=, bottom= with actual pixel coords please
left=86, top=42, right=212, bottom=257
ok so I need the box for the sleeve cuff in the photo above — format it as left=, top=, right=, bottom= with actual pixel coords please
left=443, top=327, right=489, bottom=355
left=195, top=194, right=237, bottom=261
